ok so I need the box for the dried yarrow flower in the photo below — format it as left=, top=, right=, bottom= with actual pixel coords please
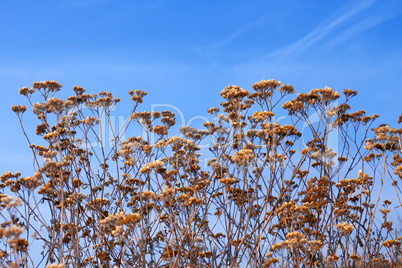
left=11, top=105, right=27, bottom=114
left=335, top=222, right=354, bottom=235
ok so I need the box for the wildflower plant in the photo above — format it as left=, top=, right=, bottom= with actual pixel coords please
left=1, top=79, right=402, bottom=267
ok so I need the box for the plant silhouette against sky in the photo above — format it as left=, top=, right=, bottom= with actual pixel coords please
left=1, top=79, right=402, bottom=267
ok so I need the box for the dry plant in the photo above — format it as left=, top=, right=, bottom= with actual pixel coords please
left=1, top=79, right=402, bottom=267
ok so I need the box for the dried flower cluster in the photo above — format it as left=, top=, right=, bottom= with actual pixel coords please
left=1, top=79, right=402, bottom=267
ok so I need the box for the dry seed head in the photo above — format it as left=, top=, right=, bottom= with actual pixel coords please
left=45, top=264, right=64, bottom=268
left=327, top=255, right=339, bottom=263
left=335, top=222, right=354, bottom=235
left=286, top=231, right=306, bottom=240
left=3, top=224, right=25, bottom=238
left=46, top=97, right=65, bottom=113
left=219, top=177, right=238, bottom=185
left=279, top=84, right=295, bottom=94
left=251, top=111, right=268, bottom=121
left=11, top=105, right=27, bottom=114
left=232, top=149, right=254, bottom=164
left=19, top=86, right=35, bottom=96
left=111, top=225, right=123, bottom=236
left=307, top=240, right=323, bottom=251
left=311, top=87, right=340, bottom=102
left=342, top=89, right=357, bottom=98
left=142, top=191, right=156, bottom=199
left=32, top=80, right=62, bottom=92
left=326, top=107, right=338, bottom=118
left=152, top=125, right=168, bottom=135
left=207, top=107, right=220, bottom=114
left=252, top=79, right=281, bottom=91
left=159, top=186, right=176, bottom=200
left=73, top=86, right=85, bottom=95
left=0, top=196, right=22, bottom=209
left=263, top=257, right=279, bottom=267
left=140, top=160, right=164, bottom=173
left=382, top=239, right=400, bottom=248
left=130, top=111, right=152, bottom=121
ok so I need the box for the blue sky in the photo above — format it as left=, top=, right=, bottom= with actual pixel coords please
left=1, top=0, right=402, bottom=173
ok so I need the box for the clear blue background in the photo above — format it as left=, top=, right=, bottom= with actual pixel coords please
left=1, top=0, right=401, bottom=174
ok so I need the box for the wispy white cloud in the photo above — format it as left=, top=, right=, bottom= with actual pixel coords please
left=194, top=18, right=265, bottom=51
left=327, top=2, right=402, bottom=49
left=265, top=0, right=381, bottom=61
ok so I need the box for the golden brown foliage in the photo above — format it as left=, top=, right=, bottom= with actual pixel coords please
left=1, top=79, right=402, bottom=267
